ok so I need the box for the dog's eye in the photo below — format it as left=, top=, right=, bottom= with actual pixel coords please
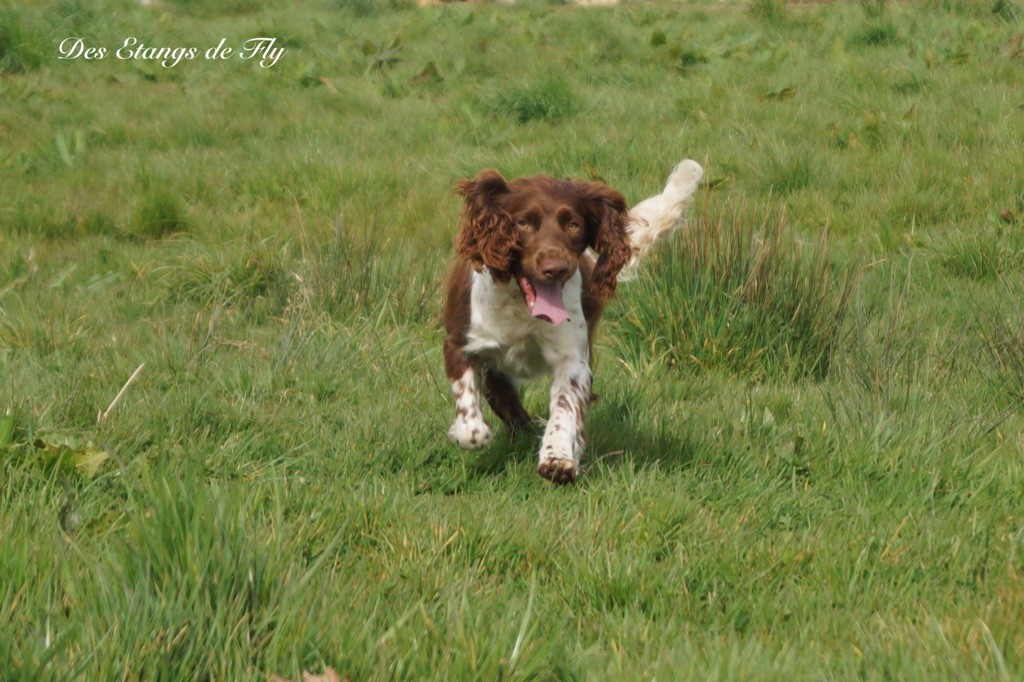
left=565, top=221, right=581, bottom=233
left=516, top=219, right=533, bottom=230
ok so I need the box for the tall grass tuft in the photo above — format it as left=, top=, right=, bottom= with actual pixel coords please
left=992, top=0, right=1021, bottom=22
left=852, top=20, right=901, bottom=47
left=133, top=190, right=189, bottom=240
left=486, top=77, right=578, bottom=125
left=978, top=278, right=1024, bottom=403
left=860, top=0, right=889, bottom=18
left=616, top=200, right=854, bottom=380
left=0, top=2, right=44, bottom=73
left=85, top=476, right=290, bottom=679
left=822, top=263, right=934, bottom=434
left=162, top=237, right=292, bottom=312
left=934, top=226, right=1024, bottom=282
left=747, top=0, right=787, bottom=22
left=303, top=218, right=439, bottom=325
left=760, top=150, right=816, bottom=195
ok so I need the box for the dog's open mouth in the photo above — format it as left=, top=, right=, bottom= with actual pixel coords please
left=517, top=275, right=569, bottom=326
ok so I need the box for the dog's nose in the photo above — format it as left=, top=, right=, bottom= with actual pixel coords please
left=540, top=259, right=570, bottom=281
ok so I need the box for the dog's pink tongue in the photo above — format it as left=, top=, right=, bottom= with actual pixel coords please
left=531, top=282, right=569, bottom=325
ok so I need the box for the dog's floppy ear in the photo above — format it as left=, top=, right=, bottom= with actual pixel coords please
left=577, top=182, right=631, bottom=297
left=454, top=169, right=516, bottom=282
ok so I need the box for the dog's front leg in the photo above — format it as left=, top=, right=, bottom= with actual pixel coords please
left=447, top=365, right=492, bottom=451
left=537, top=360, right=591, bottom=484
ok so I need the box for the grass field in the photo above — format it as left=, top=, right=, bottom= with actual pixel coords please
left=2, top=0, right=1024, bottom=678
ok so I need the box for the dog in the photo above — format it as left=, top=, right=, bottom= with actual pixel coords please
left=443, top=159, right=703, bottom=483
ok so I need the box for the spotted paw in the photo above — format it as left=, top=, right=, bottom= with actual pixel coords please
left=448, top=418, right=492, bottom=450
left=537, top=457, right=579, bottom=484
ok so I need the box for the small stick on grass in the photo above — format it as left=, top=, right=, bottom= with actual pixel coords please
left=97, top=363, right=145, bottom=423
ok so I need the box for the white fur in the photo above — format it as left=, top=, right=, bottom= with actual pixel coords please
left=618, top=159, right=703, bottom=281
left=538, top=360, right=590, bottom=477
left=464, top=269, right=589, bottom=382
left=461, top=268, right=592, bottom=476
left=448, top=368, right=492, bottom=450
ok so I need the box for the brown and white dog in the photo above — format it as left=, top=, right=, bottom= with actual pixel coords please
left=443, top=159, right=703, bottom=483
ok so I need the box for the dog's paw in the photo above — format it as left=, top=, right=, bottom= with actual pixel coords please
left=537, top=456, right=579, bottom=484
left=448, top=417, right=492, bottom=450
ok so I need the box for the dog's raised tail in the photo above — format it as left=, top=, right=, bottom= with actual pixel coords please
left=618, top=159, right=703, bottom=282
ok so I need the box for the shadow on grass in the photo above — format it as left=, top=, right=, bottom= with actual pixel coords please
left=414, top=428, right=538, bottom=496
left=461, top=392, right=699, bottom=485
left=586, top=389, right=698, bottom=477
left=468, top=434, right=537, bottom=475
left=415, top=384, right=698, bottom=494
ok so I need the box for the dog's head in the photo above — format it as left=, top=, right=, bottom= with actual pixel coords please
left=454, top=170, right=631, bottom=324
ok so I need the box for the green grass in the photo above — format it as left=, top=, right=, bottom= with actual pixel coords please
left=616, top=197, right=853, bottom=380
left=2, top=0, right=1024, bottom=678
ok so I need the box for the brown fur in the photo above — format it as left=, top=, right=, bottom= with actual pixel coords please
left=443, top=259, right=473, bottom=381
left=483, top=368, right=532, bottom=435
left=454, top=170, right=631, bottom=294
left=454, top=170, right=517, bottom=283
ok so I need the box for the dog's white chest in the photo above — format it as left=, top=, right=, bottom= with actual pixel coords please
left=463, top=270, right=588, bottom=381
